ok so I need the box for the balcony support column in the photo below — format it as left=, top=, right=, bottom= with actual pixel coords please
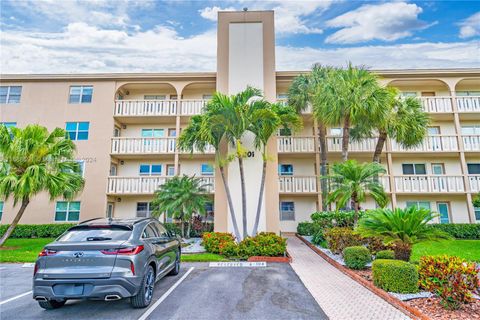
left=385, top=138, right=396, bottom=209
left=313, top=119, right=323, bottom=211
left=174, top=113, right=181, bottom=175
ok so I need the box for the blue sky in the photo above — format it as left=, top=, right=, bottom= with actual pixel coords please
left=0, top=0, right=479, bottom=73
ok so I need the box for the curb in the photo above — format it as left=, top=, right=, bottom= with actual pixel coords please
left=247, top=251, right=292, bottom=263
left=296, top=234, right=430, bottom=320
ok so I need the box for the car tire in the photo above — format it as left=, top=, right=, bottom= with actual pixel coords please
left=38, top=299, right=66, bottom=310
left=131, top=265, right=155, bottom=308
left=168, top=252, right=180, bottom=276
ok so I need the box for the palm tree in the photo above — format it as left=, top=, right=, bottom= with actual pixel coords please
left=249, top=102, right=302, bottom=235
left=326, top=160, right=388, bottom=226
left=315, top=64, right=388, bottom=161
left=288, top=64, right=331, bottom=210
left=357, top=207, right=451, bottom=261
left=151, top=175, right=209, bottom=238
left=0, top=124, right=85, bottom=246
left=178, top=104, right=242, bottom=241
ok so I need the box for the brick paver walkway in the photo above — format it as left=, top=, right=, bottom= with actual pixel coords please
left=287, top=236, right=411, bottom=320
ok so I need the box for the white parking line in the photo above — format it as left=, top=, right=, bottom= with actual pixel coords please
left=0, top=291, right=32, bottom=305
left=138, top=267, right=194, bottom=320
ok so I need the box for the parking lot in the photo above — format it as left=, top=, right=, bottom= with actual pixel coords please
left=0, top=262, right=327, bottom=320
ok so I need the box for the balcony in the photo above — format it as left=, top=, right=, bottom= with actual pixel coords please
left=278, top=176, right=317, bottom=193
left=107, top=176, right=214, bottom=195
left=111, top=137, right=176, bottom=155
left=469, top=175, right=480, bottom=193
left=326, top=136, right=377, bottom=152
left=277, top=136, right=315, bottom=153
left=391, top=135, right=458, bottom=152
left=114, top=99, right=207, bottom=117
left=419, top=97, right=453, bottom=113
left=456, top=96, right=480, bottom=113
left=393, top=175, right=465, bottom=193
left=462, top=135, right=480, bottom=151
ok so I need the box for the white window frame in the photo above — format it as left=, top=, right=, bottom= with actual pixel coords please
left=280, top=201, right=295, bottom=221
left=139, top=164, right=162, bottom=176
left=279, top=164, right=293, bottom=176
left=136, top=202, right=153, bottom=218
left=402, top=163, right=427, bottom=175
left=461, top=125, right=480, bottom=135
left=201, top=164, right=214, bottom=176
left=405, top=201, right=431, bottom=210
left=0, top=86, right=22, bottom=104
left=55, top=201, right=81, bottom=222
left=68, top=85, right=93, bottom=104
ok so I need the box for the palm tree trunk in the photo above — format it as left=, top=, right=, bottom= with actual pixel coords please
left=180, top=220, right=185, bottom=238
left=352, top=193, right=359, bottom=227
left=186, top=220, right=191, bottom=239
left=0, top=198, right=29, bottom=247
left=342, top=115, right=350, bottom=161
left=318, top=123, right=328, bottom=211
left=393, top=241, right=412, bottom=262
left=238, top=157, right=248, bottom=239
left=219, top=165, right=242, bottom=241
left=252, top=158, right=267, bottom=236
left=373, top=130, right=387, bottom=163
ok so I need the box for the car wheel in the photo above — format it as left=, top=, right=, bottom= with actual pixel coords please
left=168, top=252, right=180, bottom=276
left=131, top=265, right=155, bottom=308
left=38, top=299, right=66, bottom=310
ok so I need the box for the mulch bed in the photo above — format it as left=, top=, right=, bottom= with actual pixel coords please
left=350, top=268, right=480, bottom=320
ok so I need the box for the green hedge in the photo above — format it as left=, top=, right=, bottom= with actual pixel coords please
left=427, top=224, right=480, bottom=240
left=372, top=259, right=419, bottom=293
left=0, top=224, right=75, bottom=238
left=310, top=211, right=366, bottom=228
left=376, top=250, right=395, bottom=260
left=343, top=246, right=371, bottom=270
left=297, top=221, right=322, bottom=236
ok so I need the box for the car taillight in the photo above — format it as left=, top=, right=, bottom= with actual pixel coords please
left=33, top=262, right=39, bottom=276
left=38, top=249, right=58, bottom=256
left=101, top=245, right=144, bottom=255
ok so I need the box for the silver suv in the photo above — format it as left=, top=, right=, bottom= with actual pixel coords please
left=33, top=218, right=181, bottom=309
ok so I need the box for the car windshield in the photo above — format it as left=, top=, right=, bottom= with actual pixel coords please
left=58, top=227, right=132, bottom=242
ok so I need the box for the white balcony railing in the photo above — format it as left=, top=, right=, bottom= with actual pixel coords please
left=462, top=135, right=480, bottom=151
left=179, top=144, right=216, bottom=154
left=391, top=135, right=458, bottom=152
left=111, top=137, right=176, bottom=154
left=419, top=97, right=453, bottom=113
left=107, top=176, right=214, bottom=194
left=456, top=96, right=480, bottom=113
left=393, top=175, right=464, bottom=193
left=278, top=176, right=317, bottom=193
left=180, top=99, right=208, bottom=115
left=277, top=136, right=315, bottom=153
left=326, top=136, right=377, bottom=152
left=469, top=175, right=480, bottom=193
left=114, top=100, right=178, bottom=116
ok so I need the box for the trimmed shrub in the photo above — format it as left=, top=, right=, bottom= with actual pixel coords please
left=0, top=224, right=76, bottom=238
left=376, top=250, right=395, bottom=260
left=238, top=232, right=286, bottom=257
left=343, top=246, right=371, bottom=270
left=372, top=259, right=419, bottom=293
left=311, top=230, right=325, bottom=246
left=419, top=255, right=479, bottom=310
left=324, top=227, right=363, bottom=254
left=363, top=236, right=390, bottom=254
left=310, top=211, right=366, bottom=229
left=427, top=223, right=480, bottom=240
left=202, top=232, right=236, bottom=254
left=297, top=222, right=322, bottom=236
left=164, top=223, right=181, bottom=236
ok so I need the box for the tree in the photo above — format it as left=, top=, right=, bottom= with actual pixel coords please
left=315, top=64, right=388, bottom=161
left=0, top=125, right=84, bottom=246
left=249, top=102, right=302, bottom=235
left=151, top=175, right=209, bottom=238
left=352, top=89, right=429, bottom=163
left=356, top=207, right=451, bottom=261
left=288, top=65, right=332, bottom=210
left=326, top=160, right=388, bottom=226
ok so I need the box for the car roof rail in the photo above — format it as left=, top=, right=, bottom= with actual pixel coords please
left=78, top=217, right=103, bottom=225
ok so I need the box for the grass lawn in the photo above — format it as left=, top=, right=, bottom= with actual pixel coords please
left=0, top=238, right=54, bottom=263
left=411, top=240, right=480, bottom=263
left=0, top=238, right=228, bottom=263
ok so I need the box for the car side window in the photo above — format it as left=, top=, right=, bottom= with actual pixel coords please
left=141, top=223, right=158, bottom=239
left=154, top=222, right=168, bottom=238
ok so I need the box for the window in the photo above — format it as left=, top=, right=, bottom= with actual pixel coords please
left=0, top=86, right=22, bottom=103
left=1, top=122, right=16, bottom=129
left=69, top=86, right=93, bottom=104
left=139, top=164, right=162, bottom=176
left=55, top=201, right=80, bottom=221
left=153, top=222, right=168, bottom=237
left=136, top=202, right=153, bottom=218
left=456, top=91, right=480, bottom=96
left=141, top=223, right=158, bottom=239
left=0, top=201, right=3, bottom=220
left=461, top=125, right=480, bottom=135
left=106, top=202, right=114, bottom=218
left=280, top=202, right=295, bottom=221
left=431, top=163, right=445, bottom=175
left=427, top=127, right=440, bottom=135
left=437, top=202, right=450, bottom=224
left=201, top=164, right=214, bottom=176
left=279, top=164, right=293, bottom=175
left=141, top=129, right=164, bottom=138
left=76, top=160, right=85, bottom=176
left=202, top=94, right=212, bottom=100
left=475, top=207, right=480, bottom=222
left=66, top=122, right=89, bottom=140
left=144, top=95, right=165, bottom=100
left=166, top=164, right=175, bottom=176
left=467, top=163, right=480, bottom=174
left=402, top=163, right=426, bottom=175
left=406, top=201, right=431, bottom=210
left=400, top=92, right=417, bottom=97
left=279, top=127, right=292, bottom=136
left=110, top=164, right=117, bottom=176
left=330, top=128, right=342, bottom=136
left=277, top=93, right=288, bottom=99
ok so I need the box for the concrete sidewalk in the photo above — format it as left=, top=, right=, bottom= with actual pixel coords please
left=287, top=236, right=411, bottom=320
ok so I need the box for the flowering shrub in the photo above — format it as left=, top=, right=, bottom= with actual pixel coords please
left=202, top=232, right=236, bottom=254
left=238, top=232, right=287, bottom=257
left=418, top=255, right=480, bottom=310
left=324, top=227, right=363, bottom=254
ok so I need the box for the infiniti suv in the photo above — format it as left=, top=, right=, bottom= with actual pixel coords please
left=33, top=218, right=181, bottom=309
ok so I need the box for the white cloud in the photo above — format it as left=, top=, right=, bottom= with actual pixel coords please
left=325, top=2, right=433, bottom=44
left=198, top=1, right=331, bottom=34
left=459, top=11, right=480, bottom=39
